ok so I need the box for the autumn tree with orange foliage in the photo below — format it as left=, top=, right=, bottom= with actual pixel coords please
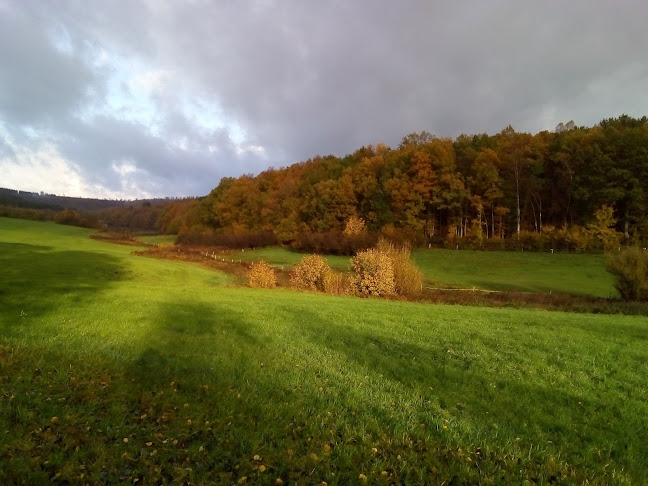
left=160, top=116, right=648, bottom=250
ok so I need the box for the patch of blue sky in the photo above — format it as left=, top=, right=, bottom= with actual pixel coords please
left=58, top=37, right=250, bottom=156
left=47, top=21, right=74, bottom=56
left=175, top=93, right=246, bottom=144
left=79, top=49, right=247, bottom=147
left=75, top=58, right=163, bottom=137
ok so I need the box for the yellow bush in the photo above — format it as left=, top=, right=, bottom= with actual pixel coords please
left=606, top=247, right=648, bottom=301
left=587, top=205, right=621, bottom=251
left=376, top=239, right=423, bottom=296
left=248, top=260, right=277, bottom=289
left=343, top=215, right=366, bottom=237
left=322, top=269, right=352, bottom=295
left=290, top=254, right=330, bottom=291
left=350, top=248, right=395, bottom=296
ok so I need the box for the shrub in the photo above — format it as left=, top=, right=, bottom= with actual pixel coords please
left=481, top=237, right=506, bottom=251
left=518, top=230, right=547, bottom=251
left=380, top=224, right=426, bottom=248
left=587, top=205, right=621, bottom=251
left=54, top=209, right=81, bottom=225
left=53, top=209, right=96, bottom=228
left=350, top=248, right=395, bottom=296
left=294, top=230, right=377, bottom=255
left=606, top=247, right=648, bottom=301
left=290, top=254, right=330, bottom=291
left=343, top=215, right=366, bottom=237
left=0, top=206, right=55, bottom=222
left=376, top=239, right=424, bottom=296
left=177, top=229, right=277, bottom=248
left=248, top=260, right=277, bottom=289
left=562, top=226, right=589, bottom=253
left=502, top=226, right=592, bottom=253
left=322, top=270, right=351, bottom=295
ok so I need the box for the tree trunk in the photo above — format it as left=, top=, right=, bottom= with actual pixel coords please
left=515, top=160, right=521, bottom=235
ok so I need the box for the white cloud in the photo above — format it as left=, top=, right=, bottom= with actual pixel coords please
left=129, top=69, right=174, bottom=96
left=0, top=135, right=134, bottom=199
left=235, top=144, right=268, bottom=159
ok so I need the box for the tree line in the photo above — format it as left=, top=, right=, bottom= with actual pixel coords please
left=4, top=115, right=645, bottom=250
left=161, top=114, right=647, bottom=251
left=0, top=195, right=175, bottom=233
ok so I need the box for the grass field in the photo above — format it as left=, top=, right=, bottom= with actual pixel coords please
left=136, top=234, right=178, bottom=246
left=234, top=246, right=616, bottom=298
left=235, top=246, right=352, bottom=272
left=412, top=249, right=616, bottom=298
left=1, top=217, right=647, bottom=485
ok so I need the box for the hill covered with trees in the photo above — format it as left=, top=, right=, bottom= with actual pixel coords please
left=0, top=188, right=180, bottom=232
left=162, top=115, right=648, bottom=251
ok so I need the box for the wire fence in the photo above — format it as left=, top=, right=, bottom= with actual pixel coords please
left=424, top=286, right=550, bottom=295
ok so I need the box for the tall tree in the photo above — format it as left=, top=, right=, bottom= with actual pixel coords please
left=575, top=116, right=648, bottom=238
left=470, top=148, right=503, bottom=238
left=496, top=125, right=533, bottom=235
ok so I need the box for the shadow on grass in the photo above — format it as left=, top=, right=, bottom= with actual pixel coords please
left=132, top=299, right=261, bottom=385
left=132, top=297, right=648, bottom=445
left=2, top=290, right=643, bottom=484
left=286, top=306, right=647, bottom=458
left=0, top=241, right=126, bottom=324
left=138, top=296, right=646, bottom=451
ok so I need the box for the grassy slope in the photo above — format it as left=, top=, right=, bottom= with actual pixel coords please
left=412, top=249, right=616, bottom=298
left=1, top=218, right=647, bottom=485
left=235, top=246, right=616, bottom=298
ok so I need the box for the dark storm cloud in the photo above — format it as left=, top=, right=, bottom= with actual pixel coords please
left=1, top=0, right=646, bottom=197
left=149, top=0, right=648, bottom=158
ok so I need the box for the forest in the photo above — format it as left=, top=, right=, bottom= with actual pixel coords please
left=159, top=115, right=648, bottom=251
left=0, top=189, right=175, bottom=232
left=3, top=114, right=646, bottom=252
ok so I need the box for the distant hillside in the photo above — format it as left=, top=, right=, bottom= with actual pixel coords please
left=0, top=187, right=173, bottom=211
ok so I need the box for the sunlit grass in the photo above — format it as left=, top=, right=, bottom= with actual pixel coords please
left=232, top=244, right=616, bottom=297
left=1, top=218, right=647, bottom=485
left=235, top=246, right=351, bottom=272
left=412, top=248, right=616, bottom=297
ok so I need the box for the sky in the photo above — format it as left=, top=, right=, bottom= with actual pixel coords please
left=1, top=0, right=647, bottom=199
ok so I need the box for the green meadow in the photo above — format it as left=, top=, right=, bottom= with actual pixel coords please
left=1, top=217, right=647, bottom=485
left=236, top=246, right=352, bottom=272
left=411, top=249, right=616, bottom=298
left=236, top=246, right=616, bottom=298
left=136, top=234, right=178, bottom=246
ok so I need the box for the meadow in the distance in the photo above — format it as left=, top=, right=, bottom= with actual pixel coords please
left=1, top=217, right=647, bottom=485
left=234, top=246, right=615, bottom=298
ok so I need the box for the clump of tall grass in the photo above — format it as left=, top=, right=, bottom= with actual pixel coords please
left=322, top=269, right=353, bottom=295
left=376, top=239, right=424, bottom=296
left=606, top=247, right=648, bottom=301
left=348, top=240, right=423, bottom=298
